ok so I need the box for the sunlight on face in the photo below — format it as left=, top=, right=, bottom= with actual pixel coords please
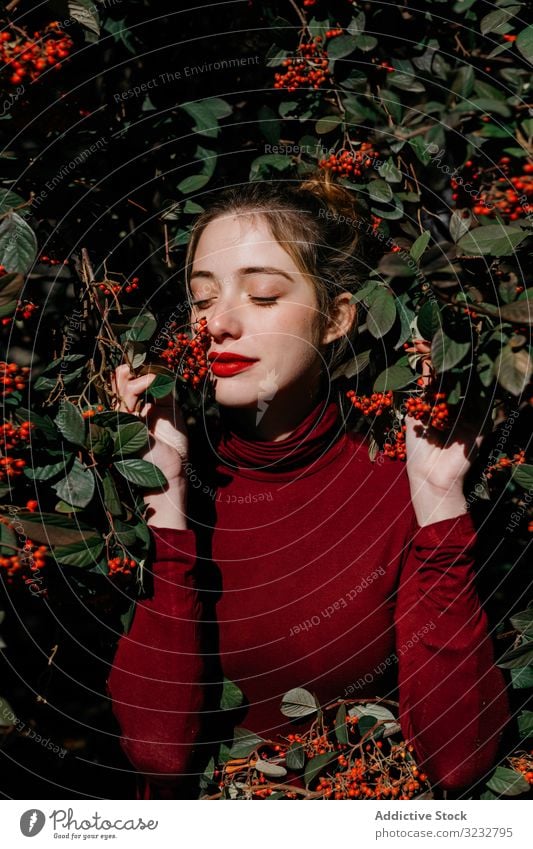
left=189, top=213, right=327, bottom=414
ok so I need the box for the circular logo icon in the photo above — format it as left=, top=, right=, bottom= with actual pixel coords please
left=20, top=810, right=46, bottom=837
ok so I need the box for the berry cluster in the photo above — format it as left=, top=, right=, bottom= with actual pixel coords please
left=39, top=255, right=68, bottom=266
left=160, top=317, right=211, bottom=388
left=451, top=158, right=533, bottom=221
left=0, top=455, right=26, bottom=480
left=0, top=537, right=47, bottom=585
left=97, top=277, right=140, bottom=296
left=325, top=28, right=344, bottom=39
left=509, top=752, right=533, bottom=785
left=0, top=21, right=73, bottom=85
left=319, top=143, right=378, bottom=178
left=1, top=301, right=39, bottom=327
left=0, top=420, right=34, bottom=451
left=0, top=264, right=7, bottom=277
left=486, top=450, right=526, bottom=478
left=405, top=392, right=450, bottom=431
left=108, top=556, right=137, bottom=576
left=346, top=390, right=393, bottom=416
left=383, top=425, right=407, bottom=461
left=274, top=39, right=330, bottom=92
left=319, top=741, right=427, bottom=800
left=0, top=362, right=30, bottom=396
left=214, top=700, right=431, bottom=800
left=82, top=404, right=104, bottom=419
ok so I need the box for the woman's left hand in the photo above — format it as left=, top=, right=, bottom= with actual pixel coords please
left=404, top=340, right=485, bottom=527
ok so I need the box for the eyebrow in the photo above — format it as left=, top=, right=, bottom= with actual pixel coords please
left=190, top=266, right=295, bottom=282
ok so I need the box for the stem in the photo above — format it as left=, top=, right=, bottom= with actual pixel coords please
left=288, top=0, right=307, bottom=29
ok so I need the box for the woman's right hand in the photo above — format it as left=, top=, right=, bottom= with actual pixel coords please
left=111, top=364, right=189, bottom=488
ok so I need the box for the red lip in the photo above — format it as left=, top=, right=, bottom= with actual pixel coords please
left=208, top=351, right=258, bottom=363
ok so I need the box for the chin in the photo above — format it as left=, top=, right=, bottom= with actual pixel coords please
left=210, top=378, right=266, bottom=409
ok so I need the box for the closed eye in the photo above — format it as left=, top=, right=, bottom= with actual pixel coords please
left=191, top=299, right=212, bottom=308
left=251, top=297, right=279, bottom=306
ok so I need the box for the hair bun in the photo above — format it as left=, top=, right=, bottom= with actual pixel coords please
left=297, top=169, right=365, bottom=221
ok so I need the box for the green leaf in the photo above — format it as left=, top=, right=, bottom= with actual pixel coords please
left=410, top=231, right=431, bottom=263
left=486, top=766, right=529, bottom=797
left=0, top=271, right=24, bottom=308
left=24, top=455, right=71, bottom=481
left=304, top=751, right=337, bottom=787
left=367, top=289, right=397, bottom=338
left=457, top=225, right=528, bottom=257
left=114, top=458, right=167, bottom=488
left=122, top=312, right=157, bottom=343
left=516, top=25, right=533, bottom=63
left=180, top=97, right=232, bottom=137
left=378, top=158, right=402, bottom=183
left=388, top=72, right=425, bottom=92
left=54, top=536, right=105, bottom=568
left=480, top=8, right=516, bottom=36
left=499, top=300, right=533, bottom=325
left=228, top=727, right=265, bottom=758
left=494, top=346, right=533, bottom=396
left=373, top=364, right=414, bottom=392
left=53, top=458, right=95, bottom=508
left=112, top=422, right=149, bottom=458
left=34, top=366, right=85, bottom=392
left=356, top=34, right=378, bottom=52
left=0, top=521, right=17, bottom=555
left=450, top=209, right=472, bottom=243
left=54, top=401, right=86, bottom=447
left=280, top=687, right=317, bottom=719
left=0, top=212, right=38, bottom=273
left=315, top=115, right=343, bottom=134
left=512, top=464, right=533, bottom=489
left=417, top=301, right=441, bottom=340
left=102, top=472, right=122, bottom=517
left=146, top=374, right=175, bottom=399
left=511, top=666, right=533, bottom=689
left=368, top=180, right=393, bottom=203
left=249, top=154, right=292, bottom=181
left=0, top=696, right=16, bottom=727
left=0, top=189, right=26, bottom=215
left=66, top=0, right=100, bottom=37
left=335, top=703, right=349, bottom=744
left=6, top=512, right=96, bottom=546
left=331, top=349, right=371, bottom=381
left=498, top=640, right=533, bottom=669
left=255, top=760, right=287, bottom=779
left=286, top=743, right=306, bottom=770
left=518, top=711, right=533, bottom=739
left=349, top=703, right=400, bottom=736
left=177, top=174, right=211, bottom=194
left=54, top=500, right=82, bottom=514
left=431, top=328, right=470, bottom=373
left=220, top=678, right=245, bottom=711
left=327, top=35, right=358, bottom=60
left=510, top=609, right=533, bottom=635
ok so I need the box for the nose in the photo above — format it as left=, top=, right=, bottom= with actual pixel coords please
left=205, top=295, right=243, bottom=344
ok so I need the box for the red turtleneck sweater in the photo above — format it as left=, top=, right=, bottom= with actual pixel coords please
left=106, top=395, right=509, bottom=799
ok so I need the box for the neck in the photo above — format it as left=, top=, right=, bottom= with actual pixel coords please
left=221, top=378, right=327, bottom=442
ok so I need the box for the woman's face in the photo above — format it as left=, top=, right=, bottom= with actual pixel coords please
left=188, top=213, right=337, bottom=428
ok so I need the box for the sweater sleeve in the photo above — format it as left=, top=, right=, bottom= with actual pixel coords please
left=394, top=511, right=510, bottom=792
left=106, top=526, right=205, bottom=793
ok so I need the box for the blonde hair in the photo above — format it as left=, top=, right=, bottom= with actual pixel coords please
left=184, top=170, right=380, bottom=374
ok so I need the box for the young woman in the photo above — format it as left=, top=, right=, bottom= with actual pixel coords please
left=107, top=176, right=510, bottom=800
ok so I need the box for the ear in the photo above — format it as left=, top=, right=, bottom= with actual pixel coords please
left=320, top=292, right=357, bottom=346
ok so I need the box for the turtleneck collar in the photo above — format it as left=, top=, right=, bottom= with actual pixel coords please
left=212, top=392, right=348, bottom=480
